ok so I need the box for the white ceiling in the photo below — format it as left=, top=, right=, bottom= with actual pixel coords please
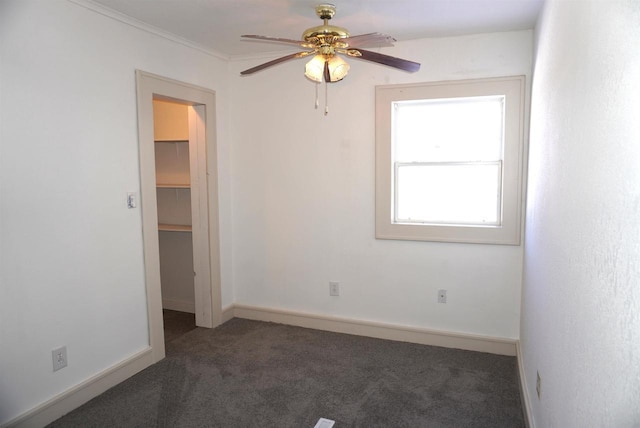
left=90, top=0, right=544, bottom=57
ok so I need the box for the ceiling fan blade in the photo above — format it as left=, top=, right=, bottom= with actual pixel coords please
left=343, top=33, right=396, bottom=48
left=324, top=60, right=331, bottom=82
left=347, top=48, right=420, bottom=73
left=241, top=35, right=308, bottom=47
left=240, top=51, right=315, bottom=75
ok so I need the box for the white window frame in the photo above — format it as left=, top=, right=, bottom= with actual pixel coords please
left=375, top=76, right=526, bottom=245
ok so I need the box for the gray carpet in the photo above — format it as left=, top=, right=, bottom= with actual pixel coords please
left=49, top=319, right=524, bottom=427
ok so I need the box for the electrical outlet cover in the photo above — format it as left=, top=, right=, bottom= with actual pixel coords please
left=52, top=346, right=68, bottom=372
left=329, top=281, right=340, bottom=296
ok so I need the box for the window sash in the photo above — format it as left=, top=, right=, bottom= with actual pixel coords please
left=393, top=161, right=503, bottom=226
left=392, top=96, right=505, bottom=163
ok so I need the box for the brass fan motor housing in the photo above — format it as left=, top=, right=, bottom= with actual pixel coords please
left=302, top=24, right=350, bottom=41
left=302, top=3, right=350, bottom=48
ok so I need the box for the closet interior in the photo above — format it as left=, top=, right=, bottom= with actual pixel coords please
left=153, top=99, right=197, bottom=336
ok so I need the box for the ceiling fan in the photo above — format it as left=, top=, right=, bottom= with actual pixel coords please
left=240, top=3, right=421, bottom=83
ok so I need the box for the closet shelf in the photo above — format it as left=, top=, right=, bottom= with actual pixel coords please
left=158, top=224, right=192, bottom=232
left=154, top=139, right=189, bottom=143
left=156, top=183, right=190, bottom=189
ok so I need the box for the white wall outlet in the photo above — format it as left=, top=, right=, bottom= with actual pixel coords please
left=52, top=346, right=68, bottom=372
left=329, top=281, right=340, bottom=296
left=438, top=289, right=447, bottom=303
left=536, top=371, right=541, bottom=399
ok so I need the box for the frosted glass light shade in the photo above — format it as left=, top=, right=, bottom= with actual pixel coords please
left=305, top=55, right=325, bottom=82
left=305, top=54, right=350, bottom=82
left=327, top=55, right=349, bottom=82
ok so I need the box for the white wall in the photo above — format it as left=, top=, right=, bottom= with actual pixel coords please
left=0, top=1, right=537, bottom=422
left=0, top=0, right=232, bottom=423
left=229, top=31, right=532, bottom=339
left=521, top=1, right=640, bottom=426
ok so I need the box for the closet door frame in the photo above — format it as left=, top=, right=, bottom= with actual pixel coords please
left=136, top=70, right=222, bottom=363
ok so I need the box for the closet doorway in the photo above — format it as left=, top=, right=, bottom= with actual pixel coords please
left=154, top=99, right=198, bottom=342
left=136, top=71, right=222, bottom=362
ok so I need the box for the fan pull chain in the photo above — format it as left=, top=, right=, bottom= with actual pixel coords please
left=324, top=80, right=329, bottom=116
left=314, top=82, right=319, bottom=109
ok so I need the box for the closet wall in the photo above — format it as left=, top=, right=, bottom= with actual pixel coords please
left=153, top=99, right=195, bottom=313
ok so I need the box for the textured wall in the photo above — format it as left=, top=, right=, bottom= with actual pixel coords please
left=229, top=31, right=532, bottom=340
left=521, top=0, right=640, bottom=426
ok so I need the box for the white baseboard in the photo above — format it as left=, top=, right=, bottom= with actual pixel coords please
left=230, top=304, right=517, bottom=356
left=221, top=304, right=235, bottom=323
left=3, top=347, right=153, bottom=428
left=162, top=298, right=195, bottom=313
left=516, top=341, right=535, bottom=428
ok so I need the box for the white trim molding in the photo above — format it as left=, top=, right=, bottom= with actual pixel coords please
left=375, top=76, right=526, bottom=245
left=3, top=348, right=153, bottom=428
left=516, top=341, right=535, bottom=428
left=68, top=0, right=228, bottom=60
left=221, top=304, right=235, bottom=323
left=136, top=70, right=223, bottom=363
left=229, top=304, right=517, bottom=356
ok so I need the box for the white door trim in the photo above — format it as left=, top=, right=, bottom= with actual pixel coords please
left=189, top=105, right=215, bottom=328
left=135, top=70, right=222, bottom=363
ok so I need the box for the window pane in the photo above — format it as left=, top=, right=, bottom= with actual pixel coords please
left=396, top=164, right=501, bottom=225
left=393, top=96, right=504, bottom=163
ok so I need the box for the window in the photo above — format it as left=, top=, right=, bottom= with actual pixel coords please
left=375, top=76, right=525, bottom=245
